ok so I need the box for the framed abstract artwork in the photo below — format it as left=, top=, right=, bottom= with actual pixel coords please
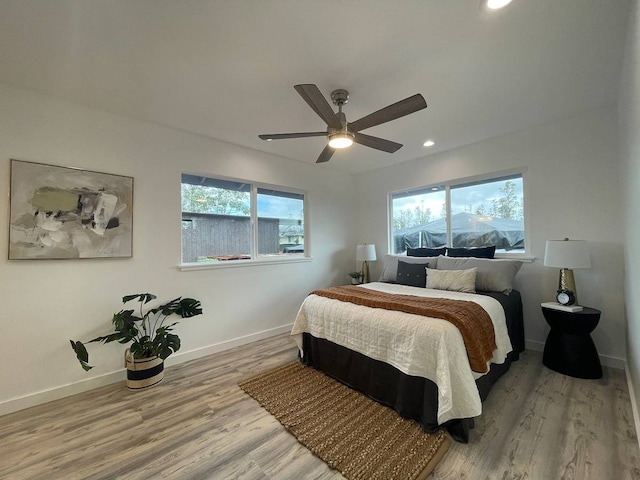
left=9, top=159, right=133, bottom=259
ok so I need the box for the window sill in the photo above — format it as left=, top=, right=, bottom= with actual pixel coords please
left=179, top=255, right=313, bottom=271
left=495, top=254, right=535, bottom=262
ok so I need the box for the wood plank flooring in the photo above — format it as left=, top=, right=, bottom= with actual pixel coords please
left=0, top=333, right=638, bottom=479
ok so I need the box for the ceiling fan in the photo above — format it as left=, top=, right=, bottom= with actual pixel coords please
left=258, top=84, right=427, bottom=163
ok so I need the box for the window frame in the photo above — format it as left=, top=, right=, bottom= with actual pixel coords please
left=180, top=173, right=310, bottom=270
left=388, top=168, right=531, bottom=259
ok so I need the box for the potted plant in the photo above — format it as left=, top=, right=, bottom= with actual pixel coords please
left=70, top=293, right=203, bottom=389
left=348, top=271, right=363, bottom=285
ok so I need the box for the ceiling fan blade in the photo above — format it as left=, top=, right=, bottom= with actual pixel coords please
left=294, top=84, right=342, bottom=130
left=316, top=145, right=335, bottom=163
left=259, top=132, right=326, bottom=140
left=348, top=94, right=427, bottom=132
left=353, top=132, right=403, bottom=153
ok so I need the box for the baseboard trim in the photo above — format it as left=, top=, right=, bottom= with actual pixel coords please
left=624, top=363, right=640, bottom=450
left=3, top=329, right=630, bottom=419
left=0, top=323, right=293, bottom=417
left=165, top=323, right=294, bottom=367
left=525, top=339, right=626, bottom=370
left=524, top=339, right=546, bottom=353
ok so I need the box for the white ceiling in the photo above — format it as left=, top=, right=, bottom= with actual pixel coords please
left=0, top=0, right=630, bottom=174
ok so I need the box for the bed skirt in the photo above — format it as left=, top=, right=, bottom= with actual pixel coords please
left=300, top=333, right=518, bottom=443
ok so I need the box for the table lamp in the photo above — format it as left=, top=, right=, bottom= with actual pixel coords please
left=543, top=238, right=591, bottom=305
left=356, top=244, right=377, bottom=284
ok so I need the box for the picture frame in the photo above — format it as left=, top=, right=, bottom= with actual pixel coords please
left=9, top=159, right=134, bottom=260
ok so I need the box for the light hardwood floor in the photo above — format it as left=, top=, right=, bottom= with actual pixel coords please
left=1, top=334, right=639, bottom=480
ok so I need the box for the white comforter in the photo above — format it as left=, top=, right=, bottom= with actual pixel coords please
left=290, top=282, right=513, bottom=424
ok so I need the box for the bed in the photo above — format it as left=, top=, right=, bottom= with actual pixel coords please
left=290, top=253, right=525, bottom=443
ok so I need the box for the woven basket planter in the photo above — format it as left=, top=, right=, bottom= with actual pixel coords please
left=124, top=349, right=164, bottom=390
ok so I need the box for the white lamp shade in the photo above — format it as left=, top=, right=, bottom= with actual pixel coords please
left=544, top=240, right=591, bottom=269
left=356, top=244, right=377, bottom=262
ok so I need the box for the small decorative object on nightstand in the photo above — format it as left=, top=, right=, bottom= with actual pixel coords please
left=347, top=271, right=363, bottom=285
left=541, top=304, right=603, bottom=379
left=540, top=301, right=583, bottom=313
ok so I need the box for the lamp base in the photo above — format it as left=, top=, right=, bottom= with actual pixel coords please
left=362, top=261, right=370, bottom=284
left=558, top=268, right=578, bottom=304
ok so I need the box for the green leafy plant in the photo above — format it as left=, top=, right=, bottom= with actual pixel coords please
left=348, top=271, right=363, bottom=280
left=70, top=293, right=203, bottom=371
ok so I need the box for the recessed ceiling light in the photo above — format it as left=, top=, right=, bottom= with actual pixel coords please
left=423, top=140, right=435, bottom=147
left=485, top=0, right=513, bottom=9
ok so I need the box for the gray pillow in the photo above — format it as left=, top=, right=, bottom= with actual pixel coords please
left=379, top=254, right=437, bottom=282
left=436, top=255, right=522, bottom=294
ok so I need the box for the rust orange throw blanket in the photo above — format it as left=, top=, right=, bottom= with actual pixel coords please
left=311, top=286, right=497, bottom=373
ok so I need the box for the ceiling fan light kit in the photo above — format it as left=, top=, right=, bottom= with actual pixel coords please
left=328, top=132, right=354, bottom=149
left=259, top=84, right=427, bottom=164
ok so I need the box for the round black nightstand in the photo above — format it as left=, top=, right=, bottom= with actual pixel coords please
left=541, top=305, right=603, bottom=379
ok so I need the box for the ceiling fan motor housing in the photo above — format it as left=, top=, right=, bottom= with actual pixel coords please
left=330, top=89, right=349, bottom=106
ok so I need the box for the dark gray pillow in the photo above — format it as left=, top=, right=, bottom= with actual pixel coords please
left=379, top=255, right=437, bottom=282
left=396, top=260, right=429, bottom=287
left=407, top=247, right=447, bottom=257
left=446, top=245, right=496, bottom=259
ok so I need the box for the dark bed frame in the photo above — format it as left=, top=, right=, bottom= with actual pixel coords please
left=299, top=290, right=525, bottom=443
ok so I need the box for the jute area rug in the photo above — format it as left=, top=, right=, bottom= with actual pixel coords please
left=239, top=361, right=451, bottom=480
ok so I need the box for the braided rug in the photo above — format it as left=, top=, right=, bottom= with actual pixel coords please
left=239, top=361, right=451, bottom=480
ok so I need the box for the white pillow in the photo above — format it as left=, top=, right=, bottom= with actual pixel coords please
left=378, top=254, right=437, bottom=282
left=426, top=267, right=477, bottom=293
left=436, top=255, right=522, bottom=294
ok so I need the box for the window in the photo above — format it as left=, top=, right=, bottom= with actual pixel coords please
left=390, top=172, right=525, bottom=255
left=181, top=174, right=306, bottom=264
left=391, top=186, right=447, bottom=253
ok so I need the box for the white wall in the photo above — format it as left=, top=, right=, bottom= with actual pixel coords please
left=0, top=77, right=632, bottom=417
left=0, top=83, right=356, bottom=414
left=354, top=107, right=626, bottom=364
left=619, top=0, right=640, bottom=433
